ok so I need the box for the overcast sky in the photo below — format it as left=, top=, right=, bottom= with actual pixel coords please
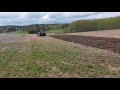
left=0, top=12, right=120, bottom=26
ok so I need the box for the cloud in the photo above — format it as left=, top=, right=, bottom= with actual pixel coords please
left=0, top=12, right=120, bottom=25
left=82, top=12, right=120, bottom=19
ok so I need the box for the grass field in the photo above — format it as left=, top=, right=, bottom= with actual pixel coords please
left=0, top=31, right=120, bottom=78
left=46, top=29, right=65, bottom=34
left=9, top=31, right=28, bottom=35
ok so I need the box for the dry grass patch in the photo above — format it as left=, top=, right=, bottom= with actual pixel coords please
left=66, top=29, right=120, bottom=38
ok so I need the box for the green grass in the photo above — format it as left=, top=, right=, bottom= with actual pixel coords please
left=9, top=31, right=28, bottom=36
left=0, top=36, right=120, bottom=77
left=46, top=29, right=65, bottom=34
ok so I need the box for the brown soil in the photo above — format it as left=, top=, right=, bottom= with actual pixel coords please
left=49, top=35, right=120, bottom=53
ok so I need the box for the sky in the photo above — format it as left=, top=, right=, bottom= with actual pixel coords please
left=0, top=12, right=120, bottom=26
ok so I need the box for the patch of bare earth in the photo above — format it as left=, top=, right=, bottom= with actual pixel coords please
left=108, top=65, right=120, bottom=74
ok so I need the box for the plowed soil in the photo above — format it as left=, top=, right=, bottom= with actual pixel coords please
left=49, top=35, right=120, bottom=53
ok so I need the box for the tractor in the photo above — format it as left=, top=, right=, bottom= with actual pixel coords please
left=37, top=30, right=46, bottom=36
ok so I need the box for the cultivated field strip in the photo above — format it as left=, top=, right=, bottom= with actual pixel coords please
left=49, top=35, right=120, bottom=53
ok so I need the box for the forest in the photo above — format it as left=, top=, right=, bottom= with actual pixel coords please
left=69, top=16, right=120, bottom=32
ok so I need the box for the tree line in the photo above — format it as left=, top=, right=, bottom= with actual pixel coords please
left=68, top=16, right=120, bottom=33
left=0, top=24, right=70, bottom=34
